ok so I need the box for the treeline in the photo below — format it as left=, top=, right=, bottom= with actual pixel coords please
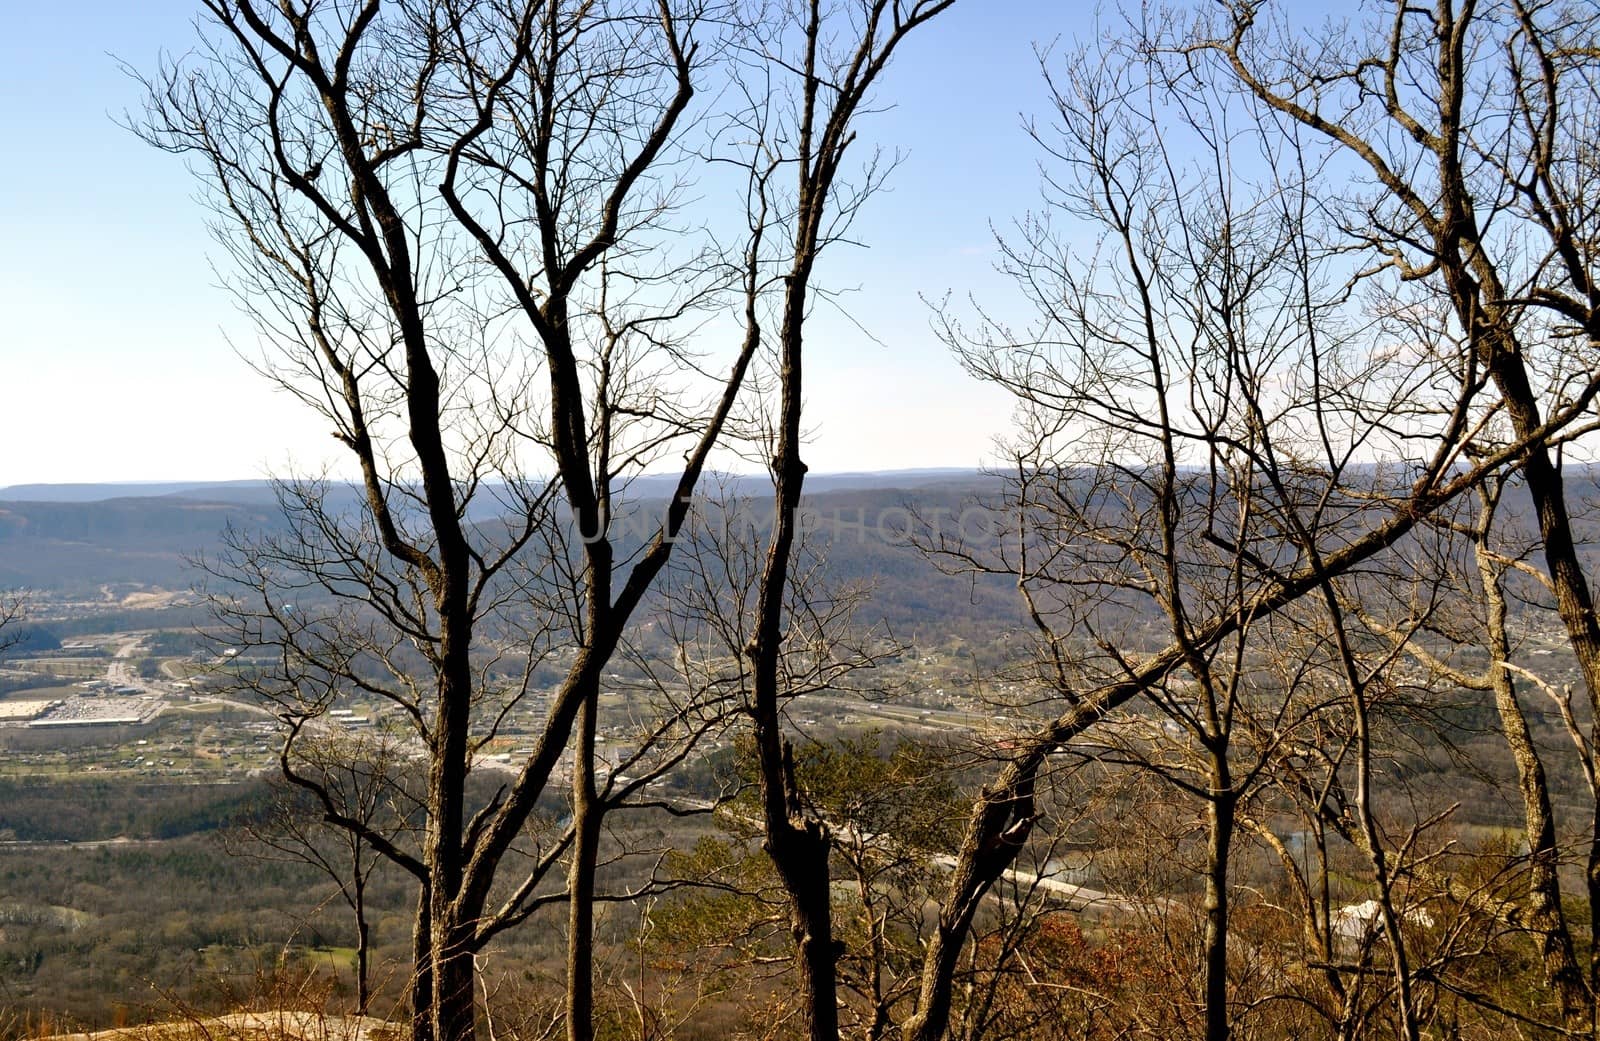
left=0, top=836, right=405, bottom=1031
left=0, top=779, right=273, bottom=843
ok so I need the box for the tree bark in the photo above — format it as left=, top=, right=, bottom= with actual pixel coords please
left=427, top=663, right=476, bottom=1041
left=410, top=887, right=434, bottom=1041
left=355, top=875, right=371, bottom=1016
left=567, top=686, right=602, bottom=1041
left=901, top=755, right=1038, bottom=1041
left=1476, top=514, right=1589, bottom=1029
left=1203, top=783, right=1234, bottom=1041
left=432, top=929, right=478, bottom=1041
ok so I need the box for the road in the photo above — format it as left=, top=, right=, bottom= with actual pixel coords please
left=0, top=836, right=169, bottom=852
left=664, top=793, right=1159, bottom=917
left=104, top=636, right=149, bottom=691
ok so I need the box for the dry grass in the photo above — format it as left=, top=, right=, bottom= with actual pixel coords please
left=34, top=1012, right=406, bottom=1041
left=12, top=956, right=408, bottom=1041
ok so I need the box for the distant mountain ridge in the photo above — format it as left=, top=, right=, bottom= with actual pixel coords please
left=0, top=480, right=280, bottom=503
left=0, top=469, right=990, bottom=505
left=0, top=471, right=1020, bottom=635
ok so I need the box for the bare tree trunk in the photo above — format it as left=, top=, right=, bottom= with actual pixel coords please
left=411, top=888, right=434, bottom=1041
left=1474, top=503, right=1589, bottom=1028
left=1203, top=782, right=1234, bottom=1041
left=749, top=277, right=843, bottom=1040
left=357, top=918, right=371, bottom=1017
left=428, top=660, right=476, bottom=1041
left=1471, top=325, right=1600, bottom=1034
left=901, top=754, right=1039, bottom=1041
left=734, top=9, right=957, bottom=1039
left=567, top=687, right=602, bottom=1041
left=433, top=932, right=478, bottom=1041
left=354, top=872, right=371, bottom=1016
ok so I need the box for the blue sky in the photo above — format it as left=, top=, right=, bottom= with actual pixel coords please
left=0, top=2, right=1101, bottom=485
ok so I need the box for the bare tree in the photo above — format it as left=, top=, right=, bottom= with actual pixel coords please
left=650, top=484, right=925, bottom=1038
left=545, top=0, right=966, bottom=1031
left=714, top=4, right=959, bottom=1041
left=231, top=729, right=417, bottom=1014
left=912, top=6, right=1600, bottom=1038
left=138, top=3, right=971, bottom=1039
left=0, top=593, right=23, bottom=657
left=900, top=25, right=1600, bottom=1041
left=137, top=4, right=766, bottom=1040
left=1171, top=3, right=1600, bottom=1025
left=1355, top=468, right=1600, bottom=1029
